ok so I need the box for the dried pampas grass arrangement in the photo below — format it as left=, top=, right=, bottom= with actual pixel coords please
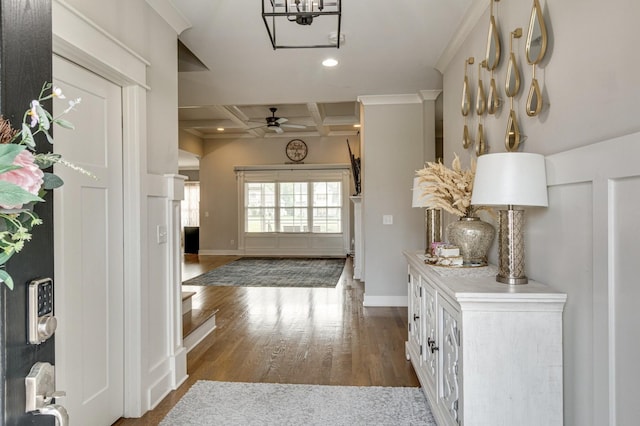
left=416, top=153, right=491, bottom=218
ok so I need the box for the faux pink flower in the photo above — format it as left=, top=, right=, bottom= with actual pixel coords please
left=29, top=100, right=40, bottom=127
left=0, top=150, right=44, bottom=209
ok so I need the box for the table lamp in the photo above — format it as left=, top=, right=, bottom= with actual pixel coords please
left=470, top=153, right=548, bottom=284
left=412, top=177, right=442, bottom=254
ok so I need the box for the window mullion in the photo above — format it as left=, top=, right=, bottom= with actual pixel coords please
left=275, top=181, right=281, bottom=233
left=307, top=182, right=313, bottom=233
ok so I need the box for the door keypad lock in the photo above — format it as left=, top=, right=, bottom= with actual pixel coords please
left=28, top=278, right=58, bottom=345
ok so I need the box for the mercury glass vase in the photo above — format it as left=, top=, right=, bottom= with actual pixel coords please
left=446, top=216, right=495, bottom=266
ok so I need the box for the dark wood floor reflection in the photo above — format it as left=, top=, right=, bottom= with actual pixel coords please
left=114, top=255, right=418, bottom=425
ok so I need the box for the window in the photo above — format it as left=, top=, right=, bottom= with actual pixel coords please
left=244, top=180, right=342, bottom=233
left=312, top=181, right=342, bottom=233
left=279, top=182, right=308, bottom=232
left=246, top=182, right=275, bottom=232
left=181, top=181, right=200, bottom=228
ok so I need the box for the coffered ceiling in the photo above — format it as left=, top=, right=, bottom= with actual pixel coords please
left=178, top=101, right=360, bottom=140
left=173, top=0, right=476, bottom=141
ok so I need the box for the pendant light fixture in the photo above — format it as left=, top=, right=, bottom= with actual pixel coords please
left=262, top=0, right=342, bottom=49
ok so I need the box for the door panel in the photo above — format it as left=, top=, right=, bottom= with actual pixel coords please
left=53, top=55, right=124, bottom=426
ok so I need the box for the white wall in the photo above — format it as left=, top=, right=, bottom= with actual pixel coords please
left=440, top=0, right=640, bottom=423
left=197, top=135, right=359, bottom=252
left=359, top=96, right=430, bottom=307
left=179, top=129, right=204, bottom=159
left=442, top=0, right=640, bottom=163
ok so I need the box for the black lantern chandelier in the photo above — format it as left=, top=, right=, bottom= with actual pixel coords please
left=262, top=0, right=342, bottom=49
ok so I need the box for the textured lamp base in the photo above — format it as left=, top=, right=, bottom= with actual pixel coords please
left=425, top=208, right=442, bottom=254
left=497, top=208, right=528, bottom=284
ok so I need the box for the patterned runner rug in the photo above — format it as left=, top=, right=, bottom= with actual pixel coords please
left=182, top=257, right=346, bottom=287
left=160, top=381, right=435, bottom=425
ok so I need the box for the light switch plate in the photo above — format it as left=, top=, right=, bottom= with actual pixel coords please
left=383, top=215, right=393, bottom=225
left=157, top=225, right=168, bottom=243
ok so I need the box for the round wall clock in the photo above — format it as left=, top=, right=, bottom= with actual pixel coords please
left=285, top=139, right=308, bottom=162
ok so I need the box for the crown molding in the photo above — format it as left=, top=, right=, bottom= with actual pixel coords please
left=357, top=94, right=422, bottom=106
left=419, top=90, right=442, bottom=102
left=435, top=0, right=489, bottom=74
left=146, top=0, right=191, bottom=35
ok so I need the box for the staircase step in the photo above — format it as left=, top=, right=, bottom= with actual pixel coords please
left=183, top=308, right=218, bottom=352
left=182, top=291, right=196, bottom=314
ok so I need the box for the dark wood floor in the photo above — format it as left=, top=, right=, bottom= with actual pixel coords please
left=114, top=255, right=418, bottom=425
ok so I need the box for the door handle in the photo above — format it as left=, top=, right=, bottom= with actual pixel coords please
left=25, top=362, right=69, bottom=425
left=35, top=404, right=69, bottom=426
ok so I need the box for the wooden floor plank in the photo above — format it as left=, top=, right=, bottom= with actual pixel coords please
left=113, top=255, right=418, bottom=425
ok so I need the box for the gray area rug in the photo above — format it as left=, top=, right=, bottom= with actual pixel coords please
left=160, top=381, right=436, bottom=425
left=183, top=257, right=346, bottom=288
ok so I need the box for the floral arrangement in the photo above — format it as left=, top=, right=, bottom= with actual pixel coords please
left=415, top=153, right=491, bottom=218
left=0, top=82, right=83, bottom=289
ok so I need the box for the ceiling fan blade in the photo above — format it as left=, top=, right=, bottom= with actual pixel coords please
left=276, top=117, right=288, bottom=124
left=273, top=126, right=284, bottom=134
left=281, top=123, right=306, bottom=129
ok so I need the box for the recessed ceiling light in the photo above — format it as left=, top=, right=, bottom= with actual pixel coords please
left=322, top=58, right=338, bottom=67
left=353, top=124, right=361, bottom=128
left=217, top=127, right=224, bottom=131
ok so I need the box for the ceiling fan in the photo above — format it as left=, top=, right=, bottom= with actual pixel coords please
left=248, top=107, right=306, bottom=134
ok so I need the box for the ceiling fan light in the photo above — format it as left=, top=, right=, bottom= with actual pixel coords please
left=322, top=58, right=338, bottom=67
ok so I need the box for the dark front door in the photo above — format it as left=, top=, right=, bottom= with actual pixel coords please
left=0, top=1, right=58, bottom=425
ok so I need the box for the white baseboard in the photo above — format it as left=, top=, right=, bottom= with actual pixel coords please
left=363, top=295, right=408, bottom=307
left=170, top=346, right=188, bottom=389
left=198, top=249, right=243, bottom=255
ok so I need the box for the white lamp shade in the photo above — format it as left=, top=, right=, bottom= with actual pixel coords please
left=412, top=177, right=433, bottom=208
left=471, top=153, right=548, bottom=207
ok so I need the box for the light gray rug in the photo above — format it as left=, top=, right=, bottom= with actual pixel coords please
left=160, top=381, right=435, bottom=425
left=182, top=257, right=346, bottom=287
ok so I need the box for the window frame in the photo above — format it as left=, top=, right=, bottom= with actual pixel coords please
left=243, top=179, right=343, bottom=234
left=235, top=165, right=351, bottom=256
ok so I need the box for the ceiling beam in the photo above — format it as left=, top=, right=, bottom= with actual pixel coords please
left=306, top=103, right=330, bottom=136
left=179, top=119, right=230, bottom=129
left=221, top=105, right=265, bottom=138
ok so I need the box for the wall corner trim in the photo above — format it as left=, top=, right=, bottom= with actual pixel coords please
left=164, top=173, right=188, bottom=201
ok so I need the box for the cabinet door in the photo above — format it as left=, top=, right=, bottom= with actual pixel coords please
left=422, top=280, right=438, bottom=396
left=407, top=267, right=423, bottom=361
left=439, top=297, right=462, bottom=425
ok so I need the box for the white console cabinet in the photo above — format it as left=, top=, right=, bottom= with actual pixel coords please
left=404, top=251, right=566, bottom=426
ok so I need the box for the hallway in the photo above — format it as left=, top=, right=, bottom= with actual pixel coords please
left=114, top=256, right=417, bottom=425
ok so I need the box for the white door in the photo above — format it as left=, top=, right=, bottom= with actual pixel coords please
left=53, top=55, right=124, bottom=426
